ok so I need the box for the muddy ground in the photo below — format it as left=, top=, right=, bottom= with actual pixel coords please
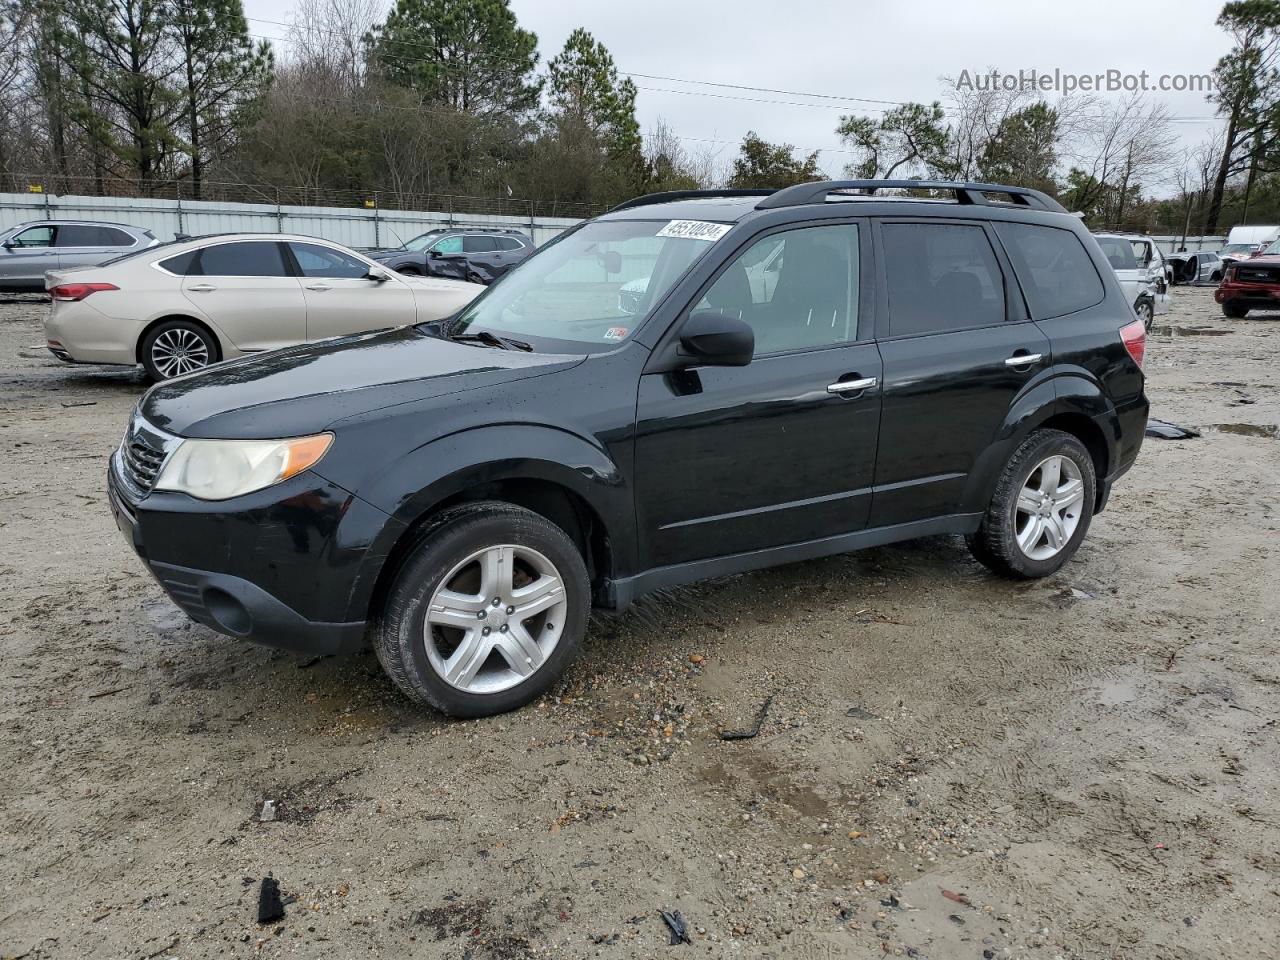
left=0, top=287, right=1277, bottom=960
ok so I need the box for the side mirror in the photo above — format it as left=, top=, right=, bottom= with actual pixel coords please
left=366, top=265, right=391, bottom=282
left=678, top=309, right=754, bottom=367
left=1, top=241, right=14, bottom=251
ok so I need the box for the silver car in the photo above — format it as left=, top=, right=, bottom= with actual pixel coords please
left=0, top=220, right=158, bottom=292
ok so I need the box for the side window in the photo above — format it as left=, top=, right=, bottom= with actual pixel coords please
left=496, top=236, right=523, bottom=251
left=288, top=242, right=370, bottom=279
left=883, top=223, right=1006, bottom=337
left=11, top=226, right=54, bottom=248
left=994, top=222, right=1104, bottom=320
left=464, top=235, right=497, bottom=253
left=432, top=235, right=463, bottom=254
left=698, top=223, right=859, bottom=354
left=158, top=250, right=198, bottom=276
left=197, top=241, right=288, bottom=277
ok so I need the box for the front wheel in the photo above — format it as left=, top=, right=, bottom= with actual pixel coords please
left=374, top=502, right=590, bottom=717
left=968, top=429, right=1096, bottom=579
left=1134, top=298, right=1154, bottom=330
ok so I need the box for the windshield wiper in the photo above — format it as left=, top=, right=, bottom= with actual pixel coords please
left=447, top=329, right=533, bottom=352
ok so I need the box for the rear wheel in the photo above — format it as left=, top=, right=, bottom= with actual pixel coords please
left=1223, top=302, right=1249, bottom=319
left=968, top=429, right=1096, bottom=579
left=397, top=266, right=421, bottom=276
left=140, top=319, right=218, bottom=381
left=374, top=502, right=590, bottom=717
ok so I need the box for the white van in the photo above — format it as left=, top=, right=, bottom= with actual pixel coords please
left=1221, top=225, right=1280, bottom=265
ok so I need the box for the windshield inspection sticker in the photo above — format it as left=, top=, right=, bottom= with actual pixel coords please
left=656, top=220, right=732, bottom=242
left=604, top=326, right=629, bottom=341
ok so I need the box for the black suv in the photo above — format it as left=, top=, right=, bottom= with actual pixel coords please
left=108, top=180, right=1148, bottom=717
left=367, top=227, right=534, bottom=283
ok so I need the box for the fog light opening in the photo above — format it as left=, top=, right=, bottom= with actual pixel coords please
left=204, top=587, right=252, bottom=636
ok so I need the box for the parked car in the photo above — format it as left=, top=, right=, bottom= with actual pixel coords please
left=367, top=227, right=534, bottom=284
left=1214, top=255, right=1280, bottom=317
left=107, top=180, right=1148, bottom=717
left=0, top=220, right=157, bottom=292
left=46, top=233, right=481, bottom=381
left=1166, top=251, right=1224, bottom=285
left=1092, top=233, right=1170, bottom=329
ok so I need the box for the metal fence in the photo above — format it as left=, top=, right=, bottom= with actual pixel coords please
left=0, top=188, right=586, bottom=249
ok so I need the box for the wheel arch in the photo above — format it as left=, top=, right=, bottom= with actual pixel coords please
left=135, top=314, right=226, bottom=365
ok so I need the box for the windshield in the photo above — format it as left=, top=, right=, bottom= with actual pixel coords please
left=404, top=230, right=448, bottom=252
left=1094, top=237, right=1138, bottom=270
left=1263, top=240, right=1280, bottom=255
left=1221, top=243, right=1255, bottom=256
left=445, top=219, right=723, bottom=352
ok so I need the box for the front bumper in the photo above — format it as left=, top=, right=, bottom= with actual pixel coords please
left=1214, top=281, right=1280, bottom=306
left=108, top=458, right=386, bottom=655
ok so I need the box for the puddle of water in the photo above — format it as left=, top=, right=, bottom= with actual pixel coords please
left=1096, top=679, right=1139, bottom=707
left=1204, top=423, right=1279, bottom=438
left=1150, top=326, right=1235, bottom=337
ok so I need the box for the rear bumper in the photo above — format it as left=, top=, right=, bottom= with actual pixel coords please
left=107, top=460, right=385, bottom=655
left=1095, top=393, right=1148, bottom=514
left=45, top=300, right=139, bottom=364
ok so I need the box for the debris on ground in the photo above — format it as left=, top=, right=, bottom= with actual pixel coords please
left=60, top=400, right=97, bottom=408
left=259, top=800, right=276, bottom=823
left=717, top=695, right=774, bottom=740
left=659, top=909, right=691, bottom=945
left=1145, top=419, right=1201, bottom=440
left=256, top=877, right=284, bottom=924
left=940, top=888, right=972, bottom=907
left=845, top=705, right=878, bottom=720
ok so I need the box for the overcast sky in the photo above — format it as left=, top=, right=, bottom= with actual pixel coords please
left=242, top=0, right=1230, bottom=191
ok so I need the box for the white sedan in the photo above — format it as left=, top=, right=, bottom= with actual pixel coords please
left=44, top=233, right=483, bottom=380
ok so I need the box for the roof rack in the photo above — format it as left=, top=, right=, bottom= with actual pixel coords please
left=608, top=189, right=776, bottom=213
left=755, top=180, right=1067, bottom=214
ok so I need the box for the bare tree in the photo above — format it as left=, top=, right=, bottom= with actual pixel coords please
left=286, top=0, right=382, bottom=95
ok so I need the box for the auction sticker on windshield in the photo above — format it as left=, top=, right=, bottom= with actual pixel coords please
left=656, top=220, right=732, bottom=242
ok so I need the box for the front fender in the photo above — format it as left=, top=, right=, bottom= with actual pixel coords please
left=335, top=424, right=633, bottom=622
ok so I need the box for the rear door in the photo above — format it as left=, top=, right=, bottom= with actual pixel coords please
left=286, top=241, right=418, bottom=340
left=0, top=224, right=57, bottom=287
left=463, top=234, right=503, bottom=281
left=871, top=219, right=1051, bottom=526
left=181, top=240, right=306, bottom=351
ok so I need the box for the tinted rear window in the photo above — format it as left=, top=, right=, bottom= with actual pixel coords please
left=158, top=250, right=199, bottom=275
left=883, top=223, right=1006, bottom=336
left=464, top=235, right=498, bottom=252
left=57, top=225, right=135, bottom=246
left=995, top=223, right=1104, bottom=319
left=197, top=241, right=288, bottom=277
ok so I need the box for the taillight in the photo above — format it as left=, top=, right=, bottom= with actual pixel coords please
left=50, top=282, right=119, bottom=301
left=1120, top=319, right=1145, bottom=370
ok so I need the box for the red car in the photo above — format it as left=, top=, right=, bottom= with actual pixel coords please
left=1214, top=256, right=1280, bottom=317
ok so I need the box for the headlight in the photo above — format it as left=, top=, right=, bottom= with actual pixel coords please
left=153, top=434, right=333, bottom=500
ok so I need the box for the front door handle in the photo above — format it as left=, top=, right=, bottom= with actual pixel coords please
left=304, top=283, right=331, bottom=292
left=827, top=376, right=878, bottom=394
left=1005, top=352, right=1043, bottom=367
left=187, top=283, right=216, bottom=293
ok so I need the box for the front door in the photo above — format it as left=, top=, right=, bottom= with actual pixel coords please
left=871, top=219, right=1052, bottom=526
left=0, top=224, right=57, bottom=287
left=286, top=241, right=418, bottom=341
left=634, top=222, right=882, bottom=569
left=181, top=240, right=306, bottom=352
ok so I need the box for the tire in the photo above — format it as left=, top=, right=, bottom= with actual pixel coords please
left=140, top=319, right=218, bottom=382
left=967, top=429, right=1096, bottom=579
left=1223, top=302, right=1249, bottom=319
left=1134, top=299, right=1154, bottom=330
left=374, top=502, right=590, bottom=717
left=1211, top=270, right=1223, bottom=282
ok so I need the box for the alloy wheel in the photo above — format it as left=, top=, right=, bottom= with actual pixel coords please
left=1014, top=455, right=1086, bottom=561
left=424, top=544, right=567, bottom=694
left=150, top=328, right=210, bottom=378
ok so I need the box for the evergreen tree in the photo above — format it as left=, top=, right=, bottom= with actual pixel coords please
left=727, top=132, right=823, bottom=188
left=169, top=0, right=272, bottom=197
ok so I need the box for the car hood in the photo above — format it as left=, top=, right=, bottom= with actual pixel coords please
left=140, top=325, right=585, bottom=439
left=364, top=247, right=405, bottom=258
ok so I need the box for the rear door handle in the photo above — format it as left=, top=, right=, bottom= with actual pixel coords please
left=187, top=283, right=216, bottom=293
left=827, top=376, right=878, bottom=394
left=304, top=283, right=331, bottom=292
left=1005, top=352, right=1043, bottom=367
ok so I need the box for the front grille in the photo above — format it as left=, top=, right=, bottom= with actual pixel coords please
left=116, top=412, right=179, bottom=496
left=1235, top=265, right=1280, bottom=284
